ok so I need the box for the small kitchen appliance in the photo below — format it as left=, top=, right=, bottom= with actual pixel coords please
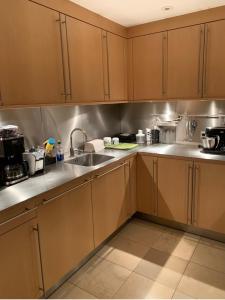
left=201, top=127, right=225, bottom=154
left=23, top=148, right=45, bottom=176
left=0, top=125, right=28, bottom=186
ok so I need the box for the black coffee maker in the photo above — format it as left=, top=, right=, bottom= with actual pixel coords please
left=0, top=126, right=28, bottom=186
left=201, top=127, right=225, bottom=154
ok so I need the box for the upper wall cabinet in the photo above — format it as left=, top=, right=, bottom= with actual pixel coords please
left=132, top=33, right=165, bottom=100
left=0, top=0, right=65, bottom=106
left=167, top=25, right=204, bottom=99
left=65, top=17, right=105, bottom=103
left=106, top=33, right=128, bottom=101
left=203, top=20, right=225, bottom=99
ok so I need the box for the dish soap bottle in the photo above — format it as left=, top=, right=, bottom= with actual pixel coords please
left=56, top=140, right=64, bottom=162
left=136, top=129, right=145, bottom=144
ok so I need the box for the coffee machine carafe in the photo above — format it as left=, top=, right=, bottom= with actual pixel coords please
left=0, top=125, right=28, bottom=186
left=201, top=127, right=225, bottom=154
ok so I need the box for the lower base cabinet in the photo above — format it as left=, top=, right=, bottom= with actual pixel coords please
left=137, top=155, right=157, bottom=215
left=194, top=161, right=225, bottom=235
left=38, top=181, right=94, bottom=291
left=157, top=157, right=192, bottom=224
left=0, top=215, right=41, bottom=299
left=92, top=162, right=129, bottom=247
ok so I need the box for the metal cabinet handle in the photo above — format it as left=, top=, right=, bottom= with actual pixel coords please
left=42, top=179, right=91, bottom=205
left=162, top=33, right=168, bottom=96
left=153, top=159, right=158, bottom=215
left=0, top=207, right=37, bottom=227
left=33, top=224, right=45, bottom=296
left=95, top=162, right=128, bottom=179
left=198, top=26, right=204, bottom=96
left=187, top=164, right=193, bottom=224
left=102, top=31, right=110, bottom=98
left=57, top=15, right=67, bottom=99
left=192, top=165, right=199, bottom=225
left=57, top=15, right=72, bottom=100
left=203, top=24, right=209, bottom=97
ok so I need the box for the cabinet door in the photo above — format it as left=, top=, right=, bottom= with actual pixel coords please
left=0, top=217, right=41, bottom=299
left=203, top=20, right=225, bottom=98
left=92, top=163, right=127, bottom=247
left=133, top=33, right=164, bottom=100
left=167, top=25, right=204, bottom=99
left=137, top=155, right=157, bottom=215
left=107, top=33, right=127, bottom=101
left=66, top=17, right=105, bottom=103
left=38, top=181, right=94, bottom=290
left=157, top=158, right=192, bottom=224
left=193, top=162, right=225, bottom=234
left=0, top=0, right=65, bottom=105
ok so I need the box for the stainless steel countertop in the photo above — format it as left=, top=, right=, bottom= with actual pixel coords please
left=1, top=143, right=225, bottom=213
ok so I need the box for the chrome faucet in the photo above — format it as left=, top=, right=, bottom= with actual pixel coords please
left=70, top=128, right=88, bottom=157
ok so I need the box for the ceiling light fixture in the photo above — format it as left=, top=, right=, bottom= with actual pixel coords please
left=161, top=5, right=174, bottom=12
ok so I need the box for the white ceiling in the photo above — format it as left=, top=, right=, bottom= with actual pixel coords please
left=70, top=0, right=225, bottom=27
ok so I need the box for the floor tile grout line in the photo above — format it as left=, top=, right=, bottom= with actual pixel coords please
left=73, top=283, right=98, bottom=299
left=111, top=270, right=134, bottom=299
left=171, top=233, right=201, bottom=297
left=189, top=237, right=225, bottom=275
left=190, top=260, right=225, bottom=276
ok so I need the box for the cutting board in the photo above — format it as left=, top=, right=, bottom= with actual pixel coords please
left=105, top=143, right=138, bottom=150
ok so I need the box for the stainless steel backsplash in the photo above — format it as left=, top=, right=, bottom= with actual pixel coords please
left=0, top=105, right=121, bottom=154
left=1, top=100, right=225, bottom=151
left=120, top=100, right=225, bottom=143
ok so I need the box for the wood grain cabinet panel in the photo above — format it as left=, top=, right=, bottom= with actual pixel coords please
left=193, top=162, right=225, bottom=235
left=38, top=181, right=94, bottom=290
left=132, top=33, right=164, bottom=100
left=0, top=0, right=65, bottom=105
left=65, top=17, right=105, bottom=103
left=203, top=20, right=225, bottom=98
left=157, top=158, right=192, bottom=224
left=137, top=155, right=157, bottom=215
left=107, top=33, right=128, bottom=101
left=92, top=163, right=128, bottom=247
left=167, top=25, right=204, bottom=99
left=0, top=217, right=41, bottom=299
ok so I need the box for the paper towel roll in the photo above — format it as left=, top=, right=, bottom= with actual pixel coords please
left=84, top=139, right=105, bottom=153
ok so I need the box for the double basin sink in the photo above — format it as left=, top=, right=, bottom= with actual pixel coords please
left=65, top=153, right=115, bottom=167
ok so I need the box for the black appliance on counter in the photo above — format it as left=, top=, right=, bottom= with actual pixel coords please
left=0, top=126, right=28, bottom=186
left=201, top=127, right=225, bottom=154
left=114, top=133, right=136, bottom=143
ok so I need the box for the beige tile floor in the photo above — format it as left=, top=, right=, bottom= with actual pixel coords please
left=50, top=218, right=225, bottom=299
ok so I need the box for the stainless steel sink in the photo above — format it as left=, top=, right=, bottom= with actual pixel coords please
left=65, top=153, right=115, bottom=167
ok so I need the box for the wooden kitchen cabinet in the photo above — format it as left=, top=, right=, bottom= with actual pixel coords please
left=107, top=33, right=128, bottom=101
left=137, top=155, right=157, bottom=215
left=65, top=17, right=105, bottom=103
left=38, top=180, right=94, bottom=290
left=193, top=161, right=225, bottom=235
left=203, top=20, right=225, bottom=98
left=0, top=214, right=41, bottom=299
left=92, top=162, right=128, bottom=247
left=167, top=25, right=204, bottom=99
left=157, top=157, right=192, bottom=224
left=0, top=0, right=65, bottom=105
left=132, top=33, right=165, bottom=100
